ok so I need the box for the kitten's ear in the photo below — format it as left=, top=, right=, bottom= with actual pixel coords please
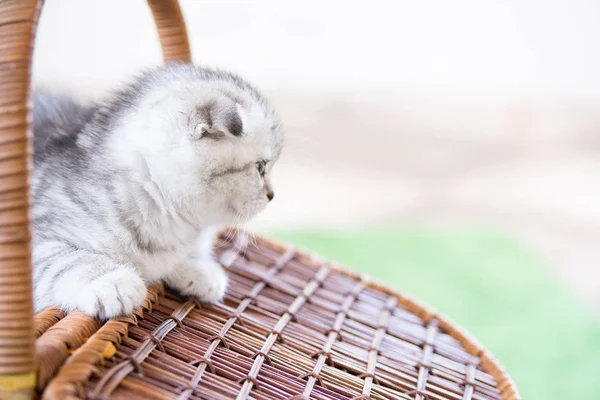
left=190, top=99, right=243, bottom=140
left=190, top=122, right=218, bottom=140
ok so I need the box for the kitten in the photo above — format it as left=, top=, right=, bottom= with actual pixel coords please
left=32, top=64, right=282, bottom=319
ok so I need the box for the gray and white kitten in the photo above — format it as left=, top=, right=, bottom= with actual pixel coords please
left=32, top=64, right=282, bottom=319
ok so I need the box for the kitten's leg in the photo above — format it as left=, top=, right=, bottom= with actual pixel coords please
left=33, top=242, right=147, bottom=319
left=164, top=229, right=227, bottom=303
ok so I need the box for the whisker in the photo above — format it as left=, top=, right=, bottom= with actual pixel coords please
left=243, top=211, right=260, bottom=251
left=219, top=210, right=243, bottom=248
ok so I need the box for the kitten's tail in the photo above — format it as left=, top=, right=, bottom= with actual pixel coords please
left=32, top=89, right=94, bottom=157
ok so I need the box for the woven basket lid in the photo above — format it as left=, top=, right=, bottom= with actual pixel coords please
left=34, top=231, right=520, bottom=400
left=0, top=1, right=520, bottom=398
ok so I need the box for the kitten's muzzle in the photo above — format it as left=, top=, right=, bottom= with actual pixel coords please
left=266, top=191, right=274, bottom=202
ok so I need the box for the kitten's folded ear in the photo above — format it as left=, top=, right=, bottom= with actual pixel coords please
left=190, top=97, right=243, bottom=140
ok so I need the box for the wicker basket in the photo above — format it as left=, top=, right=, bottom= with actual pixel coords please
left=0, top=1, right=521, bottom=399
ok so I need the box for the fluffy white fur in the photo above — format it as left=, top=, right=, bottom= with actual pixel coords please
left=32, top=65, right=282, bottom=319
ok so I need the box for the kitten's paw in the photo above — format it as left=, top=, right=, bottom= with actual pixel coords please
left=75, top=269, right=147, bottom=319
left=167, top=260, right=228, bottom=304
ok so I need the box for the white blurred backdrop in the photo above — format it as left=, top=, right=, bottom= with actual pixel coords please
left=33, top=0, right=600, bottom=308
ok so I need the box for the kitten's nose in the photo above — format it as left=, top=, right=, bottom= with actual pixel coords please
left=266, top=191, right=274, bottom=202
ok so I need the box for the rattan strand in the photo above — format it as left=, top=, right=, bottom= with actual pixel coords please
left=33, top=307, right=66, bottom=338
left=35, top=232, right=520, bottom=400
left=0, top=0, right=41, bottom=383
left=146, top=0, right=192, bottom=62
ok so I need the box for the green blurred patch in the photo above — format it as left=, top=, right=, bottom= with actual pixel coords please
left=267, top=228, right=600, bottom=400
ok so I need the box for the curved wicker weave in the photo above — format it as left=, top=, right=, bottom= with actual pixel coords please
left=0, top=1, right=520, bottom=399
left=33, top=231, right=520, bottom=400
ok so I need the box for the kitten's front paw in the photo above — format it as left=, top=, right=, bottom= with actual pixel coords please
left=166, top=260, right=228, bottom=304
left=74, top=269, right=147, bottom=319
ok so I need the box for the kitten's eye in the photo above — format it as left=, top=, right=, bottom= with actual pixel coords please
left=256, top=161, right=266, bottom=176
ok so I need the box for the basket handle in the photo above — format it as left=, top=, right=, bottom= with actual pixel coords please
left=0, top=0, right=191, bottom=397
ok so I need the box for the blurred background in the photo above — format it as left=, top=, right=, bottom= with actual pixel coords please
left=33, top=1, right=600, bottom=398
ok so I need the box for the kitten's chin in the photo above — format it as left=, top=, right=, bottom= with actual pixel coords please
left=224, top=201, right=266, bottom=225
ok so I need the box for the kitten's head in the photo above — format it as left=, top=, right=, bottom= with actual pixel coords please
left=112, top=65, right=283, bottom=225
